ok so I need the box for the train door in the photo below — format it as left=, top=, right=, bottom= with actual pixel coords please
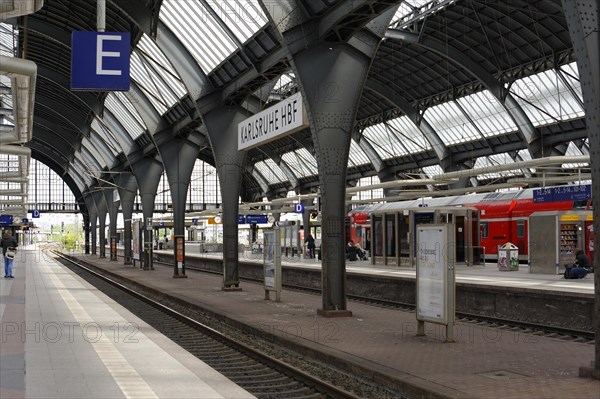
left=373, top=214, right=383, bottom=259
left=471, top=210, right=482, bottom=264
left=585, top=220, right=594, bottom=262
left=397, top=213, right=409, bottom=259
left=412, top=211, right=435, bottom=257
left=385, top=213, right=397, bottom=265
left=454, top=215, right=466, bottom=263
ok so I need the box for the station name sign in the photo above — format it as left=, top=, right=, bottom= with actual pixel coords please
left=238, top=92, right=308, bottom=151
left=533, top=184, right=591, bottom=203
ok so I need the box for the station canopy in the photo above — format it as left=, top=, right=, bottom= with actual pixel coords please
left=0, top=0, right=591, bottom=215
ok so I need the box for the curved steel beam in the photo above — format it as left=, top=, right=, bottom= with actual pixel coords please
left=386, top=29, right=540, bottom=155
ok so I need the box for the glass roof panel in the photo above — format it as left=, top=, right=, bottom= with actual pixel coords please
left=0, top=76, right=13, bottom=128
left=422, top=164, right=443, bottom=178
left=72, top=156, right=95, bottom=184
left=160, top=0, right=238, bottom=73
left=88, top=134, right=116, bottom=168
left=91, top=118, right=121, bottom=156
left=348, top=140, right=370, bottom=166
left=362, top=123, right=407, bottom=160
left=104, top=92, right=146, bottom=139
left=81, top=137, right=108, bottom=169
left=517, top=149, right=532, bottom=161
left=387, top=116, right=431, bottom=153
left=559, top=62, right=584, bottom=104
left=254, top=159, right=286, bottom=183
left=474, top=153, right=519, bottom=179
left=457, top=91, right=517, bottom=137
left=274, top=73, right=296, bottom=92
left=79, top=148, right=102, bottom=178
left=510, top=66, right=584, bottom=126
left=70, top=161, right=92, bottom=188
left=351, top=176, right=383, bottom=203
left=0, top=22, right=13, bottom=130
left=424, top=101, right=481, bottom=145
left=0, top=23, right=17, bottom=57
left=564, top=141, right=589, bottom=169
left=281, top=148, right=317, bottom=178
left=390, top=0, right=456, bottom=29
left=205, top=0, right=267, bottom=42
left=131, top=34, right=186, bottom=115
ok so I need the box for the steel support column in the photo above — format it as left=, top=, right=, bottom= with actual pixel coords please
left=292, top=42, right=373, bottom=316
left=83, top=195, right=96, bottom=255
left=92, top=190, right=108, bottom=259
left=116, top=173, right=138, bottom=265
left=132, top=157, right=163, bottom=270
left=562, top=0, right=600, bottom=380
left=203, top=107, right=248, bottom=290
left=104, top=187, right=119, bottom=261
left=160, top=136, right=200, bottom=278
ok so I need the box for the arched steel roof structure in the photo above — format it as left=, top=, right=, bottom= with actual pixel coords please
left=0, top=0, right=592, bottom=214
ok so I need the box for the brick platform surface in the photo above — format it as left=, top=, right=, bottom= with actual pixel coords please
left=74, top=252, right=600, bottom=399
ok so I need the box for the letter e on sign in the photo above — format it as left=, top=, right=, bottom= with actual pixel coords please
left=71, top=31, right=130, bottom=91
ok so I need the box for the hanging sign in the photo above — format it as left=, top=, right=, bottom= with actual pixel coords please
left=71, top=31, right=130, bottom=91
left=238, top=92, right=308, bottom=151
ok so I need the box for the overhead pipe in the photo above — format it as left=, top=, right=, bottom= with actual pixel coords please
left=0, top=55, right=37, bottom=144
left=0, top=189, right=27, bottom=196
left=0, top=171, right=24, bottom=179
left=0, top=0, right=43, bottom=20
left=0, top=177, right=28, bottom=183
left=0, top=144, right=31, bottom=156
left=97, top=0, right=106, bottom=32
left=431, top=155, right=590, bottom=181
left=199, top=156, right=592, bottom=215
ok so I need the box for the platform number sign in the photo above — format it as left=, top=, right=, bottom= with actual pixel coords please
left=71, top=31, right=131, bottom=91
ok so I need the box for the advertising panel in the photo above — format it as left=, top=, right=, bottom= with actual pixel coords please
left=132, top=219, right=140, bottom=261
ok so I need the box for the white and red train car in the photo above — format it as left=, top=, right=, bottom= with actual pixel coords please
left=347, top=185, right=593, bottom=262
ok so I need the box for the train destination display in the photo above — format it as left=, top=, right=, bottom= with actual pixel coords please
left=533, top=184, right=591, bottom=203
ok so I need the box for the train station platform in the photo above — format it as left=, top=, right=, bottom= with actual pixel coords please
left=159, top=247, right=595, bottom=295
left=68, top=247, right=599, bottom=398
left=0, top=245, right=255, bottom=399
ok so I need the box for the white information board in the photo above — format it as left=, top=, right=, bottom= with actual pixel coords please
left=132, top=219, right=140, bottom=261
left=416, top=224, right=455, bottom=341
left=263, top=228, right=282, bottom=301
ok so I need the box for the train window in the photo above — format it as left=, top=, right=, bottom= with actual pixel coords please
left=573, top=200, right=588, bottom=209
left=517, top=220, right=525, bottom=238
left=481, top=222, right=489, bottom=238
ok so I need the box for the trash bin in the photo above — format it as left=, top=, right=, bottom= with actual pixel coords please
left=498, top=242, right=519, bottom=271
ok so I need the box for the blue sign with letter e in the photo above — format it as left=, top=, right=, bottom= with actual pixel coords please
left=71, top=31, right=130, bottom=91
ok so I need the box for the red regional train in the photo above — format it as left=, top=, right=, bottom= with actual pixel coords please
left=347, top=185, right=593, bottom=262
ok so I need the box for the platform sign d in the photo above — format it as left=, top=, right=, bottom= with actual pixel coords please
left=32, top=210, right=40, bottom=218
left=71, top=31, right=130, bottom=91
left=294, top=203, right=304, bottom=214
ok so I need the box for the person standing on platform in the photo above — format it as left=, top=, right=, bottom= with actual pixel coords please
left=1, top=229, right=18, bottom=278
left=305, top=233, right=316, bottom=259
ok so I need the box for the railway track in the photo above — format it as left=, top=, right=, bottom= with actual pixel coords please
left=52, top=252, right=391, bottom=399
left=161, top=261, right=595, bottom=344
